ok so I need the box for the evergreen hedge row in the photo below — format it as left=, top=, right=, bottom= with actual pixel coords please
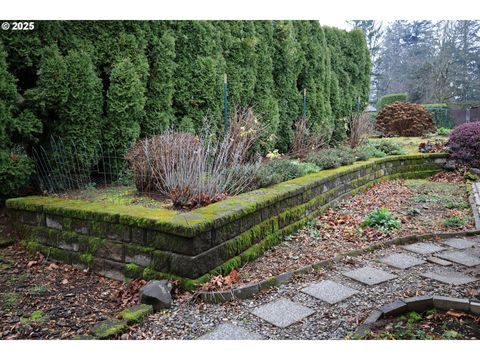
left=0, top=20, right=370, bottom=197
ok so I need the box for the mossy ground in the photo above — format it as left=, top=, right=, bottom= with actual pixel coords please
left=119, top=304, right=153, bottom=324
left=91, top=319, right=128, bottom=339
left=368, top=135, right=448, bottom=155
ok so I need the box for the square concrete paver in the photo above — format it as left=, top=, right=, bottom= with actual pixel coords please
left=379, top=253, right=425, bottom=269
left=422, top=269, right=478, bottom=285
left=442, top=238, right=476, bottom=249
left=436, top=250, right=480, bottom=267
left=342, top=266, right=397, bottom=286
left=251, top=298, right=314, bottom=328
left=301, top=280, right=358, bottom=304
left=403, top=242, right=444, bottom=255
left=198, top=323, right=262, bottom=340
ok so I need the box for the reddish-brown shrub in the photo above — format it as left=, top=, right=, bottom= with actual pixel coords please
left=448, top=121, right=480, bottom=168
left=375, top=102, right=436, bottom=137
left=125, top=132, right=200, bottom=193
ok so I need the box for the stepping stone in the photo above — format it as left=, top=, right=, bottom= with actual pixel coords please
left=379, top=253, right=425, bottom=269
left=443, top=238, right=476, bottom=249
left=427, top=256, right=452, bottom=266
left=422, top=269, right=478, bottom=285
left=403, top=242, right=444, bottom=255
left=198, top=323, right=262, bottom=340
left=251, top=298, right=314, bottom=328
left=436, top=250, right=480, bottom=267
left=301, top=280, right=358, bottom=304
left=342, top=266, right=397, bottom=286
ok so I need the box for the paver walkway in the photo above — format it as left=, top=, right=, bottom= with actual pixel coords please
left=132, top=235, right=480, bottom=340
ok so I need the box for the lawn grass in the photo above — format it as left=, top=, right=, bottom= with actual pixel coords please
left=368, top=135, right=448, bottom=155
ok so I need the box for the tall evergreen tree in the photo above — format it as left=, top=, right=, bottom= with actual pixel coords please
left=57, top=49, right=103, bottom=167
left=143, top=31, right=176, bottom=136
left=252, top=21, right=280, bottom=151
left=172, top=21, right=225, bottom=132
left=105, top=58, right=145, bottom=156
left=273, top=21, right=303, bottom=152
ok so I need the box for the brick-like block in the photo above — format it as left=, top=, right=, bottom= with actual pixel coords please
left=403, top=295, right=434, bottom=312
left=433, top=296, right=470, bottom=311
left=201, top=290, right=235, bottom=303
left=379, top=300, right=407, bottom=317
left=470, top=301, right=480, bottom=315
left=363, top=309, right=383, bottom=324
left=275, top=271, right=294, bottom=286
left=234, top=283, right=259, bottom=300
left=46, top=215, right=63, bottom=230
left=21, top=211, right=44, bottom=226
left=96, top=240, right=124, bottom=262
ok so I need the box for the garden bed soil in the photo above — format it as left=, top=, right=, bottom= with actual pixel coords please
left=362, top=309, right=480, bottom=340
left=202, top=172, right=474, bottom=290
left=0, top=241, right=143, bottom=339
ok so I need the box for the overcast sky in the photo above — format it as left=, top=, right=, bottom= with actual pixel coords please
left=318, top=19, right=352, bottom=30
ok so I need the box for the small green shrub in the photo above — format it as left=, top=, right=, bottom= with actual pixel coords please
left=355, top=144, right=386, bottom=161
left=442, top=216, right=466, bottom=227
left=361, top=208, right=401, bottom=231
left=305, top=147, right=355, bottom=169
left=0, top=150, right=34, bottom=198
left=370, top=140, right=405, bottom=155
left=256, top=159, right=317, bottom=188
left=437, top=127, right=451, bottom=136
left=305, top=151, right=340, bottom=170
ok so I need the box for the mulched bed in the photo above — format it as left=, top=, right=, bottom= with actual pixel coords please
left=208, top=172, right=474, bottom=289
left=363, top=309, right=480, bottom=340
left=0, top=241, right=145, bottom=339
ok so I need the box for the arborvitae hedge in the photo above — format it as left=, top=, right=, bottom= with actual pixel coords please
left=105, top=58, right=145, bottom=156
left=0, top=21, right=371, bottom=195
left=376, top=93, right=408, bottom=111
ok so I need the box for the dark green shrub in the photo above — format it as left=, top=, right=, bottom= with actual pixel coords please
left=361, top=208, right=401, bottom=231
left=423, top=104, right=452, bottom=129
left=355, top=144, right=386, bottom=161
left=376, top=93, right=407, bottom=111
left=370, top=140, right=405, bottom=155
left=0, top=150, right=34, bottom=198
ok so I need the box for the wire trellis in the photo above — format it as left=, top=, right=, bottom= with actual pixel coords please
left=32, top=137, right=132, bottom=194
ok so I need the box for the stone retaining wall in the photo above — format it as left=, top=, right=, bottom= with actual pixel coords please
left=6, top=154, right=448, bottom=288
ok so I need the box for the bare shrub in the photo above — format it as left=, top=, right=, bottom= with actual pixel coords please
left=348, top=112, right=374, bottom=148
left=126, top=118, right=262, bottom=209
left=125, top=132, right=200, bottom=194
left=289, top=118, right=326, bottom=158
left=227, top=107, right=268, bottom=162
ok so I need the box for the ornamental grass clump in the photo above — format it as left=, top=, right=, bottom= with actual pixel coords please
left=361, top=208, right=401, bottom=231
left=448, top=121, right=480, bottom=168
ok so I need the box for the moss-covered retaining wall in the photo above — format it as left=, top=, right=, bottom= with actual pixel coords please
left=6, top=154, right=448, bottom=288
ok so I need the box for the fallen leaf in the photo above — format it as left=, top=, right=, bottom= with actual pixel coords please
left=446, top=309, right=466, bottom=318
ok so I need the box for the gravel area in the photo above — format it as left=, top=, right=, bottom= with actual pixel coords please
left=127, top=237, right=480, bottom=340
